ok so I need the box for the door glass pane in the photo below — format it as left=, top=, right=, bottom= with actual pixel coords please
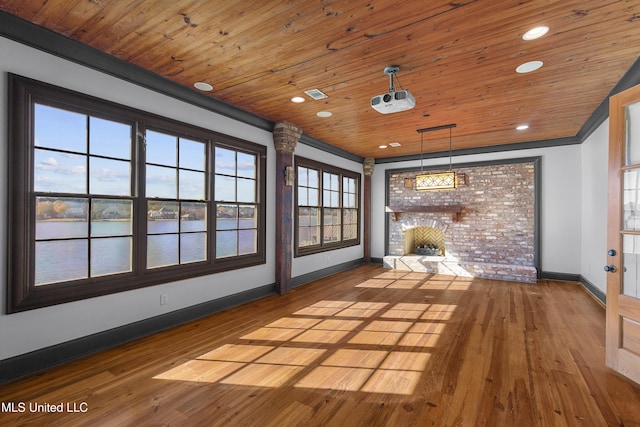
left=623, top=169, right=640, bottom=231
left=626, top=102, right=640, bottom=165
left=623, top=234, right=640, bottom=298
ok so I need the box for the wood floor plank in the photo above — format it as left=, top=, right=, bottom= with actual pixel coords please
left=1, top=265, right=640, bottom=426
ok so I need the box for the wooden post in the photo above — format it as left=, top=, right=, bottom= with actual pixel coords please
left=363, top=158, right=375, bottom=264
left=273, top=122, right=302, bottom=294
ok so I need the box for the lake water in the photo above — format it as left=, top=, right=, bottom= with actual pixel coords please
left=35, top=219, right=256, bottom=285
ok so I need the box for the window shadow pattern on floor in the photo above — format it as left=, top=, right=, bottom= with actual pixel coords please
left=154, top=273, right=470, bottom=395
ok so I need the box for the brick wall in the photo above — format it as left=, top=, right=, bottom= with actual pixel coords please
left=386, top=161, right=537, bottom=282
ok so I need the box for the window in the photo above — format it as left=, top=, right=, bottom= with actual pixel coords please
left=145, top=130, right=208, bottom=268
left=7, top=75, right=266, bottom=312
left=295, top=157, right=360, bottom=256
left=33, top=105, right=134, bottom=285
left=214, top=147, right=259, bottom=258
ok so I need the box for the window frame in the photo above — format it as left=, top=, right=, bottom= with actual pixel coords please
left=7, top=74, right=267, bottom=313
left=294, top=156, right=361, bottom=257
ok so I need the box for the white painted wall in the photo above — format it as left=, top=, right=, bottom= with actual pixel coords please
left=371, top=144, right=583, bottom=275
left=581, top=120, right=609, bottom=293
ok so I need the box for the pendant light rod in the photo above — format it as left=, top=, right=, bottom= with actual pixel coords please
left=416, top=123, right=457, bottom=134
left=449, top=126, right=453, bottom=171
left=420, top=131, right=424, bottom=172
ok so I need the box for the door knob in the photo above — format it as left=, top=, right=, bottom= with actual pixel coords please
left=604, top=265, right=617, bottom=273
left=608, top=249, right=617, bottom=256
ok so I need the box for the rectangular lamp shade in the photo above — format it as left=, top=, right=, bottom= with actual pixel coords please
left=415, top=172, right=457, bottom=191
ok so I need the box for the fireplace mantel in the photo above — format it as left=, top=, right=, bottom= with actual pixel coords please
left=385, top=205, right=462, bottom=222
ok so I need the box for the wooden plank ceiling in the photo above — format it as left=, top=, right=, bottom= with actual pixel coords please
left=1, top=0, right=639, bottom=159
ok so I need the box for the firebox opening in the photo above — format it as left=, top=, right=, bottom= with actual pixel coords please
left=403, top=226, right=445, bottom=256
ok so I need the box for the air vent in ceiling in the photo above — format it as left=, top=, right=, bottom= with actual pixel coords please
left=304, top=89, right=328, bottom=100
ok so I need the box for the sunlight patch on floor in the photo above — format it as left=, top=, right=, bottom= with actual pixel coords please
left=153, top=274, right=463, bottom=396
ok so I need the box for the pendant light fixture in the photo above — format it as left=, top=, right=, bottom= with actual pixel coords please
left=415, top=123, right=458, bottom=191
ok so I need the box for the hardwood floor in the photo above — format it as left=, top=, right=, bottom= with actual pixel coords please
left=1, top=265, right=640, bottom=426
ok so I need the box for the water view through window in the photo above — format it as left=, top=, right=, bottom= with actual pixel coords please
left=215, top=147, right=258, bottom=258
left=32, top=103, right=260, bottom=285
left=35, top=198, right=133, bottom=284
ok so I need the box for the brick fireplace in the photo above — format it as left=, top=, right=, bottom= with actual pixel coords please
left=383, top=159, right=539, bottom=283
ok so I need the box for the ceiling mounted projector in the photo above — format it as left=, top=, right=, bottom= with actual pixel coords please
left=370, top=66, right=416, bottom=114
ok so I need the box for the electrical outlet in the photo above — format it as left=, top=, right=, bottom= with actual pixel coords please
left=160, top=294, right=168, bottom=305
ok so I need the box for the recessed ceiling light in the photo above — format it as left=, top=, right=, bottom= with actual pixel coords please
left=389, top=142, right=401, bottom=147
left=291, top=96, right=305, bottom=103
left=378, top=145, right=388, bottom=149
left=317, top=111, right=332, bottom=118
left=523, top=26, right=549, bottom=41
left=194, top=82, right=213, bottom=91
left=516, top=124, right=529, bottom=130
left=516, top=61, right=543, bottom=73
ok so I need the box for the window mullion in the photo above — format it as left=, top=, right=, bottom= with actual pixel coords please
left=85, top=115, right=92, bottom=278
left=135, top=124, right=148, bottom=274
